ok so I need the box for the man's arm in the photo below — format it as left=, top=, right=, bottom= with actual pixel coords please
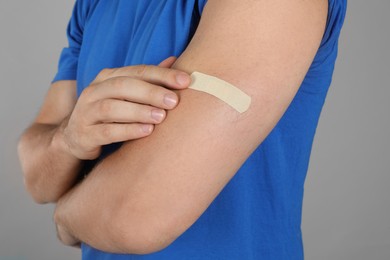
left=18, top=58, right=191, bottom=204
left=54, top=0, right=328, bottom=254
left=18, top=80, right=82, bottom=203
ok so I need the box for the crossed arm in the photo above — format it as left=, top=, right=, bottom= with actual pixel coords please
left=26, top=0, right=328, bottom=254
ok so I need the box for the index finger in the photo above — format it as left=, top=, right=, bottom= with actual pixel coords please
left=92, top=64, right=191, bottom=90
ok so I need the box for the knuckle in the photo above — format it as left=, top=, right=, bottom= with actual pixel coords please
left=93, top=68, right=113, bottom=83
left=80, top=86, right=94, bottom=100
left=101, top=125, right=113, bottom=140
left=99, top=99, right=112, bottom=115
left=110, top=76, right=127, bottom=90
left=134, top=64, right=148, bottom=78
left=100, top=68, right=114, bottom=78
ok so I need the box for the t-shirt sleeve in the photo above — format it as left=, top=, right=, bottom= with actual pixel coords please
left=197, top=0, right=208, bottom=15
left=52, top=0, right=91, bottom=83
left=309, top=0, right=347, bottom=74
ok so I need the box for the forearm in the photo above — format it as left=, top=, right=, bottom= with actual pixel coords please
left=18, top=119, right=83, bottom=203
left=54, top=152, right=153, bottom=254
left=54, top=0, right=328, bottom=254
left=53, top=89, right=243, bottom=254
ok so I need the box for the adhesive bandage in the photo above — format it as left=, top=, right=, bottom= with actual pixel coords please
left=188, top=72, right=251, bottom=113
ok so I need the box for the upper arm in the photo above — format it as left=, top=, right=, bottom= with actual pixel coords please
left=36, top=0, right=90, bottom=125
left=78, top=0, right=328, bottom=253
left=35, top=80, right=77, bottom=125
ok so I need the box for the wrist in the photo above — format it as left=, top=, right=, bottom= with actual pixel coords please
left=51, top=118, right=80, bottom=163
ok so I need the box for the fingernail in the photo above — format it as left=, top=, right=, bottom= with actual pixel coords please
left=164, top=93, right=178, bottom=108
left=151, top=109, right=165, bottom=122
left=142, top=124, right=153, bottom=133
left=176, top=73, right=190, bottom=87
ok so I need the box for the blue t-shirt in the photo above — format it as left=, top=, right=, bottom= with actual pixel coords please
left=53, top=0, right=347, bottom=259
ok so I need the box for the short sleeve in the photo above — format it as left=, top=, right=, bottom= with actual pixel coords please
left=197, top=0, right=208, bottom=15
left=309, top=0, right=347, bottom=74
left=52, top=0, right=91, bottom=83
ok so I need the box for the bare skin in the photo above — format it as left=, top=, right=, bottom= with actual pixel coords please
left=18, top=56, right=191, bottom=204
left=51, top=0, right=328, bottom=254
left=19, top=0, right=328, bottom=254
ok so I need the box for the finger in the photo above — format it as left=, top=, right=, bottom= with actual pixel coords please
left=93, top=99, right=166, bottom=124
left=92, top=123, right=154, bottom=145
left=158, top=56, right=177, bottom=68
left=87, top=77, right=180, bottom=109
left=92, top=64, right=191, bottom=90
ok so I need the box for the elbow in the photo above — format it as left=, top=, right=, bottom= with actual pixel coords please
left=23, top=170, right=63, bottom=204
left=113, top=223, right=175, bottom=255
left=22, top=172, right=59, bottom=204
left=111, top=213, right=181, bottom=254
left=23, top=176, right=60, bottom=204
left=18, top=138, right=59, bottom=204
left=120, top=235, right=173, bottom=255
left=23, top=177, right=46, bottom=204
left=106, top=193, right=198, bottom=254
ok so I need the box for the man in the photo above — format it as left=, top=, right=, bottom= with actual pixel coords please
left=18, top=0, right=347, bottom=259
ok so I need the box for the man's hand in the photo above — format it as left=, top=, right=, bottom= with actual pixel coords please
left=52, top=0, right=328, bottom=254
left=53, top=57, right=192, bottom=245
left=18, top=56, right=190, bottom=203
left=62, top=57, right=191, bottom=160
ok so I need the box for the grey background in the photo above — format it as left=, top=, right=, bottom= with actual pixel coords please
left=0, top=0, right=388, bottom=259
